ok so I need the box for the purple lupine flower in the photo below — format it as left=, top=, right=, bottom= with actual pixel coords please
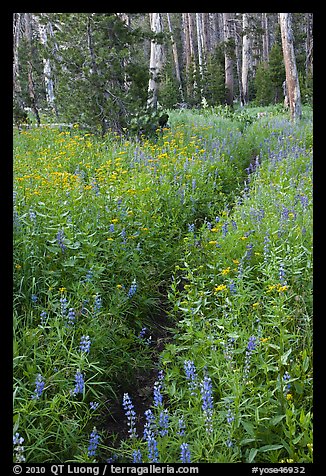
left=60, top=296, right=68, bottom=316
left=90, top=401, right=99, bottom=411
left=88, top=427, right=100, bottom=457
left=31, top=373, right=45, bottom=400
left=79, top=335, right=91, bottom=353
left=93, top=294, right=102, bottom=315
left=188, top=223, right=195, bottom=233
left=184, top=360, right=198, bottom=395
left=244, top=336, right=258, bottom=381
left=222, top=222, right=228, bottom=237
left=13, top=432, right=25, bottom=463
left=180, top=443, right=191, bottom=463
left=263, top=232, right=270, bottom=262
left=158, top=409, right=169, bottom=436
left=143, top=408, right=156, bottom=441
left=247, top=336, right=257, bottom=352
left=200, top=375, right=214, bottom=432
left=67, top=307, right=75, bottom=325
left=56, top=229, right=66, bottom=253
left=226, top=407, right=235, bottom=424
left=29, top=209, right=37, bottom=222
left=127, top=281, right=137, bottom=298
left=283, top=371, right=291, bottom=395
left=279, top=263, right=286, bottom=284
left=122, top=393, right=138, bottom=439
left=73, top=370, right=85, bottom=395
left=138, top=327, right=147, bottom=339
left=153, top=380, right=163, bottom=407
left=178, top=416, right=186, bottom=436
left=132, top=449, right=142, bottom=463
left=84, top=268, right=93, bottom=283
left=40, top=310, right=47, bottom=325
left=147, top=436, right=159, bottom=463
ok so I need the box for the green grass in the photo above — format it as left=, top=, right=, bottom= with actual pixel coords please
left=13, top=105, right=312, bottom=463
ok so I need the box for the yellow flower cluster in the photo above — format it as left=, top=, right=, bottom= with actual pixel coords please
left=267, top=283, right=289, bottom=293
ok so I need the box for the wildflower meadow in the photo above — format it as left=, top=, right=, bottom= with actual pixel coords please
left=13, top=105, right=313, bottom=463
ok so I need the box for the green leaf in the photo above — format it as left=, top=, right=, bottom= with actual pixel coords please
left=270, top=414, right=286, bottom=425
left=281, top=348, right=292, bottom=365
left=258, top=444, right=284, bottom=452
left=248, top=448, right=258, bottom=463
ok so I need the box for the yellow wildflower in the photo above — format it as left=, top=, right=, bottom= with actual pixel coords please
left=252, top=302, right=260, bottom=309
left=286, top=393, right=293, bottom=401
left=208, top=240, right=218, bottom=245
left=15, top=264, right=22, bottom=269
left=59, top=287, right=66, bottom=293
left=221, top=267, right=231, bottom=275
left=260, top=337, right=270, bottom=343
left=214, top=284, right=227, bottom=293
left=277, top=284, right=288, bottom=292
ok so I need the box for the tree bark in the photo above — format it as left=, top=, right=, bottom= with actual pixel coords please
left=147, top=13, right=164, bottom=110
left=13, top=13, right=22, bottom=101
left=262, top=13, right=270, bottom=62
left=195, top=13, right=204, bottom=87
left=223, top=13, right=234, bottom=106
left=241, top=13, right=250, bottom=105
left=166, top=13, right=184, bottom=102
left=36, top=17, right=55, bottom=105
left=24, top=13, right=41, bottom=125
left=279, top=13, right=302, bottom=121
left=305, top=13, right=313, bottom=78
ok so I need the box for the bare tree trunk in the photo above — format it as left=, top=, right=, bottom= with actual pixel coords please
left=234, top=20, right=243, bottom=106
left=202, top=13, right=210, bottom=56
left=305, top=13, right=313, bottom=78
left=147, top=13, right=164, bottom=110
left=117, top=13, right=132, bottom=92
left=24, top=13, right=41, bottom=126
left=187, top=13, right=198, bottom=99
left=13, top=13, right=22, bottom=101
left=166, top=13, right=184, bottom=102
left=262, top=13, right=270, bottom=62
left=195, top=12, right=204, bottom=94
left=241, top=13, right=250, bottom=105
left=279, top=13, right=302, bottom=121
left=36, top=17, right=55, bottom=106
left=182, top=13, right=191, bottom=99
left=223, top=13, right=234, bottom=106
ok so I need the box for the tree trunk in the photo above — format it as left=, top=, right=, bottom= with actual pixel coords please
left=223, top=13, right=234, bottom=107
left=241, top=13, right=250, bottom=105
left=305, top=13, right=313, bottom=78
left=166, top=13, right=184, bottom=102
left=147, top=13, right=164, bottom=110
left=13, top=13, right=22, bottom=101
left=234, top=19, right=243, bottom=106
left=36, top=17, right=55, bottom=105
left=24, top=13, right=41, bottom=126
left=187, top=13, right=198, bottom=100
left=195, top=12, right=204, bottom=92
left=279, top=13, right=302, bottom=121
left=262, top=13, right=270, bottom=62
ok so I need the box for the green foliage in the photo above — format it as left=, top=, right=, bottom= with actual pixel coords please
left=13, top=105, right=312, bottom=463
left=254, top=63, right=274, bottom=106
left=49, top=13, right=150, bottom=135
